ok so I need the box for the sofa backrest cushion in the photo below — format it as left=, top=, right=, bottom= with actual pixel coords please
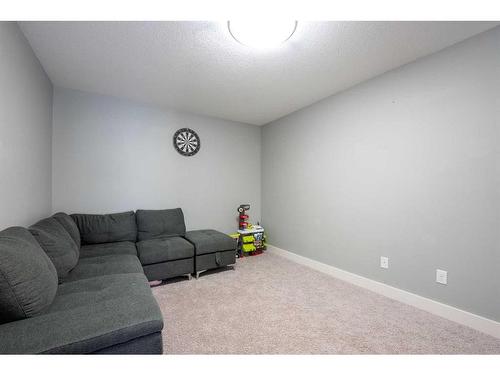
left=136, top=208, right=186, bottom=241
left=0, top=227, right=58, bottom=324
left=71, top=211, right=137, bottom=245
left=29, top=218, right=80, bottom=281
left=53, top=212, right=81, bottom=248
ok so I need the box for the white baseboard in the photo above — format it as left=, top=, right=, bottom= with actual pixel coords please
left=267, top=244, right=500, bottom=339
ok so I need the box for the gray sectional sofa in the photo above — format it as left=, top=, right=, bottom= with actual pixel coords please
left=0, top=208, right=236, bottom=354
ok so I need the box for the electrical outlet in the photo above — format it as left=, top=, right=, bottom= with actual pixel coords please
left=436, top=269, right=447, bottom=285
left=380, top=256, right=389, bottom=269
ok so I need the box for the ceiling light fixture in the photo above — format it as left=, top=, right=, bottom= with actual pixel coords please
left=227, top=20, right=298, bottom=49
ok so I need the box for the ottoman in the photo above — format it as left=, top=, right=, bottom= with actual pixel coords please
left=184, top=230, right=237, bottom=278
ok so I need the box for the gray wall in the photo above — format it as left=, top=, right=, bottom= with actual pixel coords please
left=0, top=22, right=53, bottom=228
left=52, top=88, right=261, bottom=234
left=262, top=27, right=500, bottom=321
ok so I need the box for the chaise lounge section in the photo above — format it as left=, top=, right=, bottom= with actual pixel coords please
left=0, top=212, right=163, bottom=354
left=0, top=207, right=236, bottom=354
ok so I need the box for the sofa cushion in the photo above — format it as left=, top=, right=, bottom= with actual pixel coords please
left=52, top=212, right=81, bottom=248
left=79, top=241, right=137, bottom=259
left=71, top=211, right=137, bottom=245
left=137, top=237, right=194, bottom=265
left=0, top=273, right=163, bottom=354
left=142, top=258, right=194, bottom=281
left=29, top=218, right=79, bottom=281
left=136, top=208, right=186, bottom=241
left=0, top=227, right=58, bottom=324
left=184, top=229, right=236, bottom=255
left=62, top=254, right=143, bottom=283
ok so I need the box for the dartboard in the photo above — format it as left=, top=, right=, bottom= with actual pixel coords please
left=173, top=128, right=200, bottom=156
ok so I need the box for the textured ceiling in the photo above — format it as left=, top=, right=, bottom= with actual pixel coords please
left=20, top=21, right=498, bottom=125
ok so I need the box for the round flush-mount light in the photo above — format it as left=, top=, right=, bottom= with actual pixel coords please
left=228, top=20, right=298, bottom=49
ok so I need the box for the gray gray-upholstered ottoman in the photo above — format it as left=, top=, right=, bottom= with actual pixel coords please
left=184, top=229, right=237, bottom=278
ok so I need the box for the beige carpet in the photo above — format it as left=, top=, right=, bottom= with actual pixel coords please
left=151, top=252, right=500, bottom=354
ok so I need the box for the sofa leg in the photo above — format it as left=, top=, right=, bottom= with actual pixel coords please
left=148, top=280, right=162, bottom=287
left=185, top=273, right=192, bottom=281
left=195, top=270, right=206, bottom=279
